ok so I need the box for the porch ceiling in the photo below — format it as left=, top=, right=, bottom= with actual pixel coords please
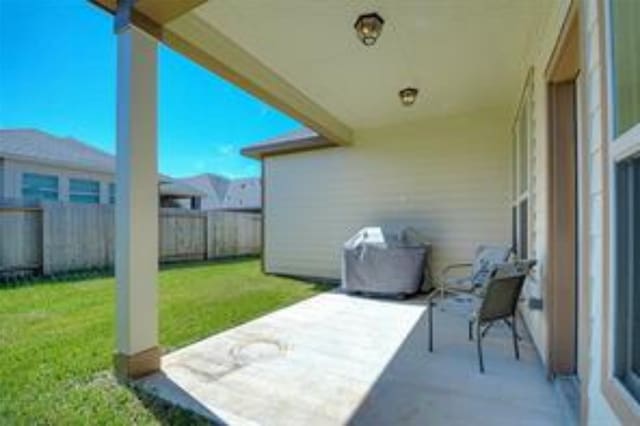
left=171, top=0, right=552, bottom=129
left=91, top=0, right=554, bottom=141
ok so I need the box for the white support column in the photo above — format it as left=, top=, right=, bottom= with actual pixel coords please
left=114, top=25, right=160, bottom=380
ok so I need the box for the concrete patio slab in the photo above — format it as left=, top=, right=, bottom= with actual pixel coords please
left=138, top=292, right=572, bottom=425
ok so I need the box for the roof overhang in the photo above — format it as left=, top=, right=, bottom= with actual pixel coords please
left=89, top=0, right=354, bottom=146
left=0, top=153, right=113, bottom=175
left=91, top=0, right=207, bottom=32
left=241, top=133, right=334, bottom=160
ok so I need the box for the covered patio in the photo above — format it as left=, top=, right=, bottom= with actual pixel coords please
left=89, top=0, right=581, bottom=424
left=138, top=292, right=571, bottom=425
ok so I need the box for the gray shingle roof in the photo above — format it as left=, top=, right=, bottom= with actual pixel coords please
left=178, top=174, right=230, bottom=205
left=223, top=177, right=261, bottom=210
left=0, top=128, right=114, bottom=172
left=176, top=173, right=261, bottom=211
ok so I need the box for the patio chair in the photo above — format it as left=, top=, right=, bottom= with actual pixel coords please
left=468, top=260, right=537, bottom=373
left=437, top=244, right=512, bottom=300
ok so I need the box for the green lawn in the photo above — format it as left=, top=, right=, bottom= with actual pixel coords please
left=0, top=259, right=328, bottom=424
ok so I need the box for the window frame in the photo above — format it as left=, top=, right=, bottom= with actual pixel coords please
left=511, top=69, right=535, bottom=260
left=109, top=183, right=116, bottom=205
left=21, top=172, right=59, bottom=201
left=604, top=0, right=640, bottom=418
left=69, top=178, right=100, bottom=204
left=613, top=155, right=640, bottom=402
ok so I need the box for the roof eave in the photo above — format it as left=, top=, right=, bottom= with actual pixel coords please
left=0, top=152, right=114, bottom=175
left=240, top=135, right=337, bottom=160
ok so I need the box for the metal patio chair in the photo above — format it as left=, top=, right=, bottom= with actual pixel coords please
left=468, top=260, right=537, bottom=373
left=437, top=244, right=512, bottom=300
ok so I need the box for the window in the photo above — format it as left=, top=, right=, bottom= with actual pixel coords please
left=69, top=179, right=100, bottom=204
left=614, top=156, right=640, bottom=402
left=22, top=173, right=59, bottom=201
left=610, top=0, right=640, bottom=405
left=512, top=72, right=535, bottom=259
left=611, top=0, right=640, bottom=137
left=109, top=183, right=116, bottom=205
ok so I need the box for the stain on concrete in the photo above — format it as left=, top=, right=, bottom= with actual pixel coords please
left=171, top=336, right=288, bottom=384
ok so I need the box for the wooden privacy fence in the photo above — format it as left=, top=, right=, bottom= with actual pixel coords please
left=0, top=203, right=261, bottom=276
left=42, top=203, right=115, bottom=274
left=0, top=207, right=42, bottom=274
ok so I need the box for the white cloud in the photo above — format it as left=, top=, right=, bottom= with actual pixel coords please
left=213, top=144, right=235, bottom=156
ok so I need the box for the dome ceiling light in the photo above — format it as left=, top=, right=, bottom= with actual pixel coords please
left=399, top=87, right=419, bottom=106
left=354, top=12, right=385, bottom=46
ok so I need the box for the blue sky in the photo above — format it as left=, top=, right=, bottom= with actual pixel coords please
left=0, top=0, right=300, bottom=178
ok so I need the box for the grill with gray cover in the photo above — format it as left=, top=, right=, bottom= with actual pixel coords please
left=341, top=227, right=431, bottom=297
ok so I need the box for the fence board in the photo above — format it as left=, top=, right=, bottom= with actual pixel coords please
left=207, top=211, right=261, bottom=258
left=42, top=203, right=115, bottom=274
left=159, top=209, right=207, bottom=262
left=0, top=208, right=42, bottom=272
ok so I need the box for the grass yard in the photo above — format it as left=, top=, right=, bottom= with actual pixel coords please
left=0, top=259, right=328, bottom=424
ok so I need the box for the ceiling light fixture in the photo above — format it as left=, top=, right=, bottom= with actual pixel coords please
left=354, top=12, right=385, bottom=46
left=399, top=87, right=419, bottom=106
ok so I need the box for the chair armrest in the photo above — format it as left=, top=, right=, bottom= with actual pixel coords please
left=440, top=263, right=473, bottom=277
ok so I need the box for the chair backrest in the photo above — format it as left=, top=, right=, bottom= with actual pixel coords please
left=478, top=260, right=536, bottom=322
left=470, top=245, right=512, bottom=286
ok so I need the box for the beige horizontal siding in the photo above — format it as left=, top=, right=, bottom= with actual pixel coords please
left=264, top=109, right=512, bottom=279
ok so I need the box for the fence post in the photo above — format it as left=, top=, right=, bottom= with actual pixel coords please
left=203, top=212, right=208, bottom=260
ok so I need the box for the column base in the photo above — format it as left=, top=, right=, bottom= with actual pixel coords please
left=114, top=346, right=161, bottom=382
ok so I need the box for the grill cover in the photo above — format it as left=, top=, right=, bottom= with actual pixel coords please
left=341, top=227, right=431, bottom=297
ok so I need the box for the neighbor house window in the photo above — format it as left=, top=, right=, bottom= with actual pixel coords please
left=109, top=183, right=115, bottom=205
left=69, top=178, right=100, bottom=204
left=21, top=173, right=59, bottom=201
left=512, top=71, right=535, bottom=259
left=611, top=0, right=640, bottom=137
left=610, top=0, right=640, bottom=405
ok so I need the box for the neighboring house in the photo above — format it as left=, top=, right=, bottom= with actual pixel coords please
left=0, top=129, right=203, bottom=209
left=176, top=173, right=261, bottom=212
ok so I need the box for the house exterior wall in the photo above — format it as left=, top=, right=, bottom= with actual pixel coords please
left=513, top=0, right=573, bottom=370
left=264, top=108, right=512, bottom=279
left=489, top=0, right=627, bottom=423
left=506, top=1, right=624, bottom=423
left=1, top=158, right=114, bottom=204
